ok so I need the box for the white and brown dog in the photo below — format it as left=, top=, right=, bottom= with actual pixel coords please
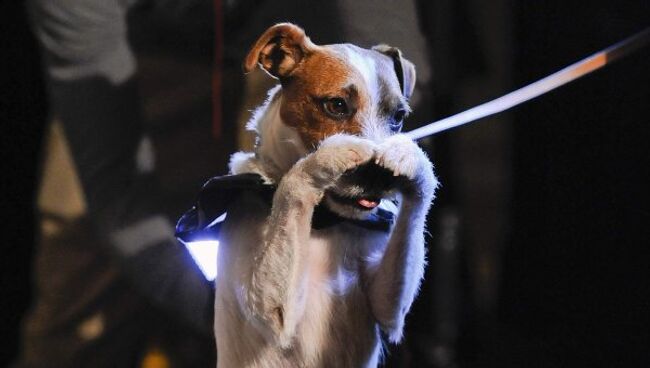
left=215, top=23, right=438, bottom=367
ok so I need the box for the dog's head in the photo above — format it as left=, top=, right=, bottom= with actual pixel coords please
left=244, top=23, right=416, bottom=149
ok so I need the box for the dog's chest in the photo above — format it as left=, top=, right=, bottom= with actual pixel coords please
left=219, top=196, right=387, bottom=366
left=307, top=234, right=358, bottom=293
left=294, top=230, right=385, bottom=365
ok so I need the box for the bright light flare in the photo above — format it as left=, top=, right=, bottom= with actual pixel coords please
left=183, top=240, right=219, bottom=281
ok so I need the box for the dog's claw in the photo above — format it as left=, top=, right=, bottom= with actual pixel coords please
left=375, top=134, right=424, bottom=180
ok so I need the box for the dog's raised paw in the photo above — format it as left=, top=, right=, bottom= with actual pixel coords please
left=312, top=134, right=376, bottom=177
left=375, top=134, right=425, bottom=180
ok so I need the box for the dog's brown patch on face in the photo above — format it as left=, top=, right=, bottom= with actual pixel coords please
left=279, top=47, right=370, bottom=149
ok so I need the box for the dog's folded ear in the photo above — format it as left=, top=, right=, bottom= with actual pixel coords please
left=244, top=23, right=315, bottom=79
left=372, top=45, right=417, bottom=100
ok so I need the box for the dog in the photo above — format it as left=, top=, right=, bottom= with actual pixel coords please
left=215, top=23, right=438, bottom=367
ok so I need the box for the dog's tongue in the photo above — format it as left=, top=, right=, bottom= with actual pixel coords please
left=357, top=198, right=379, bottom=209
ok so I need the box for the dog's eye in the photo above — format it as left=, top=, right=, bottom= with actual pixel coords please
left=390, top=108, right=406, bottom=132
left=393, top=109, right=406, bottom=123
left=323, top=98, right=350, bottom=119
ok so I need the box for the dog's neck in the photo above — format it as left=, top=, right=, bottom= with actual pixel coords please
left=230, top=85, right=308, bottom=183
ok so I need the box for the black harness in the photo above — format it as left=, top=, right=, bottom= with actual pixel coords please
left=175, top=173, right=395, bottom=242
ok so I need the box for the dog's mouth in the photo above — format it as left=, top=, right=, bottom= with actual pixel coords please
left=323, top=162, right=399, bottom=215
left=328, top=192, right=382, bottom=211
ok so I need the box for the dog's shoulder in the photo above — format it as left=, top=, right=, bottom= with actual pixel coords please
left=229, top=152, right=271, bottom=181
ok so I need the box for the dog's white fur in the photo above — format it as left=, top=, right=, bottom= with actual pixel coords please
left=215, top=24, right=438, bottom=367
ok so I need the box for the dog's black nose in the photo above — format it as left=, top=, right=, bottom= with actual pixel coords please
left=342, top=162, right=400, bottom=192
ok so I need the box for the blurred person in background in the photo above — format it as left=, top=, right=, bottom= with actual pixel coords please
left=15, top=0, right=217, bottom=367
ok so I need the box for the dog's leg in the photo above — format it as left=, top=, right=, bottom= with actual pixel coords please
left=246, top=134, right=375, bottom=347
left=369, top=134, right=438, bottom=343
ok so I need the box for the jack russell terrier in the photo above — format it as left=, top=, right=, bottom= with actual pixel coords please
left=188, top=23, right=438, bottom=367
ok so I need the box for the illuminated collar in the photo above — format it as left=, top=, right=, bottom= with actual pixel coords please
left=175, top=173, right=395, bottom=242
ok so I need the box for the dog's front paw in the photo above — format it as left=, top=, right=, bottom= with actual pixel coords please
left=301, top=134, right=376, bottom=187
left=375, top=134, right=438, bottom=197
left=375, top=134, right=424, bottom=179
left=317, top=134, right=376, bottom=172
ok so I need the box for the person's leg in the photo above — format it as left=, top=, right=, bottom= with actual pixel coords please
left=20, top=1, right=215, bottom=366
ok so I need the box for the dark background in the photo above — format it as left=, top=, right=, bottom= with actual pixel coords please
left=2, top=0, right=649, bottom=366
left=504, top=3, right=649, bottom=367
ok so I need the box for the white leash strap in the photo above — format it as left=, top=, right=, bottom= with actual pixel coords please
left=406, top=27, right=650, bottom=140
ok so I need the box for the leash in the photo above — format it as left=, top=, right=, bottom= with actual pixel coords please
left=406, top=27, right=650, bottom=140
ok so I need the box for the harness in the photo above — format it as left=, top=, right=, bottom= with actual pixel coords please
left=175, top=173, right=395, bottom=243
